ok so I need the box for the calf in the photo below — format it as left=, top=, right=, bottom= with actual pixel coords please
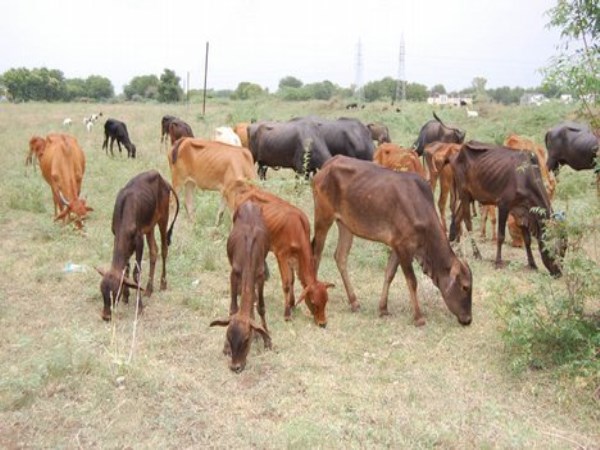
left=168, top=119, right=194, bottom=145
left=449, top=141, right=565, bottom=276
left=373, top=143, right=426, bottom=178
left=103, top=118, right=137, bottom=158
left=96, top=170, right=179, bottom=321
left=29, top=134, right=93, bottom=229
left=228, top=181, right=334, bottom=327
left=160, top=115, right=177, bottom=145
left=168, top=138, right=256, bottom=225
left=311, top=155, right=472, bottom=327
left=210, top=201, right=271, bottom=373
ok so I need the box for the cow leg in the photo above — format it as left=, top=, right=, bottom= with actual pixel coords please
left=215, top=195, right=227, bottom=226
left=109, top=137, right=115, bottom=157
left=520, top=226, right=538, bottom=270
left=145, top=230, right=158, bottom=296
left=479, top=205, right=488, bottom=239
left=334, top=222, right=360, bottom=312
left=256, top=271, right=272, bottom=350
left=461, top=201, right=482, bottom=260
left=131, top=234, right=146, bottom=315
left=378, top=250, right=399, bottom=316
left=184, top=182, right=195, bottom=218
left=495, top=206, right=509, bottom=268
left=490, top=208, right=497, bottom=241
left=312, top=203, right=335, bottom=273
left=275, top=255, right=294, bottom=321
left=158, top=220, right=168, bottom=291
left=438, top=181, right=448, bottom=234
left=398, top=251, right=425, bottom=326
left=117, top=140, right=123, bottom=155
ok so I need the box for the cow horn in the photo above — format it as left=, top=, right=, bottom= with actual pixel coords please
left=58, top=190, right=70, bottom=207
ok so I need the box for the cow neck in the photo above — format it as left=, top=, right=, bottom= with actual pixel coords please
left=295, top=244, right=317, bottom=289
left=415, top=233, right=455, bottom=289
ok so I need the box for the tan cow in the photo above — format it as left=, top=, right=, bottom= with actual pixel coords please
left=29, top=134, right=92, bottom=229
left=373, top=143, right=426, bottom=178
left=233, top=122, right=251, bottom=148
left=167, top=138, right=256, bottom=225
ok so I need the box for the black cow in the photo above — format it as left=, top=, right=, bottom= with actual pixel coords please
left=414, top=112, right=465, bottom=156
left=248, top=120, right=331, bottom=180
left=306, top=116, right=375, bottom=161
left=103, top=118, right=137, bottom=158
left=161, top=115, right=177, bottom=144
left=367, top=122, right=391, bottom=145
left=545, top=122, right=599, bottom=175
left=449, top=141, right=566, bottom=276
left=96, top=170, right=179, bottom=321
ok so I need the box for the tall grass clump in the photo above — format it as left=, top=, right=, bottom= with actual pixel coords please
left=494, top=201, right=600, bottom=394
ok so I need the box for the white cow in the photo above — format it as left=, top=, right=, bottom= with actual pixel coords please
left=213, top=126, right=242, bottom=146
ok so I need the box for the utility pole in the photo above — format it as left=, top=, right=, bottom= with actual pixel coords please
left=354, top=39, right=363, bottom=103
left=202, top=41, right=209, bottom=116
left=395, top=34, right=406, bottom=104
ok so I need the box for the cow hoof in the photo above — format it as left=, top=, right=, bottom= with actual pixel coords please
left=160, top=282, right=167, bottom=290
left=350, top=302, right=361, bottom=312
left=101, top=311, right=111, bottom=322
left=494, top=260, right=507, bottom=269
left=379, top=308, right=390, bottom=317
left=414, top=317, right=426, bottom=327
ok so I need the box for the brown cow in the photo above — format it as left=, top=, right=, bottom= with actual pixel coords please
left=233, top=122, right=251, bottom=148
left=29, top=134, right=93, bottom=229
left=367, top=122, right=391, bottom=144
left=423, top=142, right=462, bottom=233
left=227, top=181, right=334, bottom=327
left=311, top=155, right=472, bottom=327
left=168, top=138, right=256, bottom=225
left=168, top=119, right=194, bottom=145
left=210, top=200, right=271, bottom=373
left=449, top=141, right=565, bottom=276
left=373, top=143, right=426, bottom=178
left=96, top=170, right=179, bottom=321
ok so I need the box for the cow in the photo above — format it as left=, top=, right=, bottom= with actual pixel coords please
left=29, top=134, right=93, bottom=230
left=373, top=143, right=426, bottom=178
left=96, top=170, right=179, bottom=321
left=213, top=126, right=242, bottom=146
left=448, top=141, right=566, bottom=276
left=210, top=200, right=271, bottom=373
left=102, top=118, right=137, bottom=158
left=247, top=120, right=331, bottom=180
left=367, top=122, right=391, bottom=145
left=167, top=138, right=256, bottom=225
left=545, top=122, right=599, bottom=178
left=167, top=119, right=194, bottom=145
left=227, top=181, right=334, bottom=327
left=414, top=112, right=466, bottom=156
left=423, top=142, right=462, bottom=233
left=311, top=155, right=473, bottom=327
left=160, top=115, right=177, bottom=145
left=233, top=122, right=251, bottom=148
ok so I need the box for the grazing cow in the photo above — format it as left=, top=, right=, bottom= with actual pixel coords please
left=102, top=118, right=137, bottom=158
left=168, top=138, right=256, bottom=225
left=311, top=155, right=472, bottom=327
left=29, top=134, right=93, bottom=229
left=248, top=120, right=331, bottom=180
left=373, top=143, right=426, bottom=178
left=414, top=112, right=466, bottom=156
left=213, top=126, right=242, bottom=146
left=423, top=142, right=462, bottom=233
left=367, top=122, right=391, bottom=145
left=345, top=102, right=358, bottom=110
left=233, top=122, right=251, bottom=148
left=167, top=119, right=194, bottom=145
left=545, top=122, right=599, bottom=176
left=466, top=109, right=479, bottom=118
left=449, top=141, right=566, bottom=276
left=210, top=201, right=271, bottom=373
left=307, top=116, right=375, bottom=161
left=160, top=115, right=177, bottom=145
left=96, top=170, right=179, bottom=321
left=228, top=181, right=334, bottom=327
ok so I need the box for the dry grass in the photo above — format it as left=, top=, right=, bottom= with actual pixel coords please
left=0, top=100, right=598, bottom=448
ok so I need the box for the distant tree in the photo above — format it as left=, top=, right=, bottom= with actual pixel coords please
left=85, top=75, right=114, bottom=100
left=123, top=75, right=160, bottom=100
left=279, top=76, right=303, bottom=90
left=1, top=67, right=66, bottom=101
left=543, top=0, right=599, bottom=126
left=65, top=78, right=87, bottom=100
left=278, top=86, right=311, bottom=101
left=471, top=76, right=488, bottom=101
left=363, top=77, right=396, bottom=102
left=487, top=86, right=526, bottom=105
left=430, top=84, right=447, bottom=96
left=405, top=82, right=428, bottom=102
left=231, top=82, right=265, bottom=100
left=305, top=80, right=337, bottom=100
left=158, top=69, right=183, bottom=103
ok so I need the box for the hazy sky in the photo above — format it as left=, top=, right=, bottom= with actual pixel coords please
left=1, top=0, right=562, bottom=94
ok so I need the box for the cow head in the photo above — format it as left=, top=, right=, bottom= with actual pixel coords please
left=27, top=136, right=46, bottom=166
left=538, top=212, right=568, bottom=277
left=96, top=267, right=143, bottom=321
left=55, top=191, right=93, bottom=229
left=210, top=314, right=270, bottom=373
left=296, top=281, right=335, bottom=328
left=127, top=143, right=137, bottom=159
left=441, top=259, right=472, bottom=326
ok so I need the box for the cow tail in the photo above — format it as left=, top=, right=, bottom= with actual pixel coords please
left=433, top=111, right=445, bottom=127
left=167, top=185, right=180, bottom=246
left=171, top=139, right=184, bottom=164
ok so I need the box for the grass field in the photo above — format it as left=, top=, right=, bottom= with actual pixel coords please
left=0, top=99, right=598, bottom=448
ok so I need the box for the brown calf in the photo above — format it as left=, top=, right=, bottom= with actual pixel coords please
left=96, top=170, right=179, bottom=321
left=168, top=138, right=256, bottom=225
left=30, top=134, right=93, bottom=229
left=228, top=181, right=334, bottom=327
left=210, top=201, right=271, bottom=373
left=312, top=155, right=472, bottom=327
left=373, top=143, right=426, bottom=178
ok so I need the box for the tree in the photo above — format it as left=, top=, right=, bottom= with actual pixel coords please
left=430, top=84, right=447, bottom=96
left=0, top=67, right=66, bottom=101
left=543, top=0, right=599, bottom=126
left=279, top=76, right=303, bottom=90
left=124, top=75, right=160, bottom=100
left=405, top=82, right=428, bottom=102
left=158, top=69, right=183, bottom=103
left=85, top=75, right=114, bottom=100
left=231, top=82, right=265, bottom=100
left=471, top=77, right=488, bottom=102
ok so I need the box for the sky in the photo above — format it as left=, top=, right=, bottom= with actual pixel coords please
left=1, top=0, right=563, bottom=95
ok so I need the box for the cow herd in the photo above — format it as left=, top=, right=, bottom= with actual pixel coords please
left=26, top=112, right=599, bottom=372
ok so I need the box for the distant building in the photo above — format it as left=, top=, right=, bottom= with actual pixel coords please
left=426, top=95, right=473, bottom=106
left=560, top=94, right=573, bottom=104
left=520, top=93, right=548, bottom=106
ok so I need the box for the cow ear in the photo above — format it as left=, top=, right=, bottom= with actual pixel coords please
left=95, top=266, right=107, bottom=277
left=325, top=282, right=335, bottom=290
left=250, top=319, right=270, bottom=339
left=295, top=286, right=311, bottom=306
left=209, top=318, right=230, bottom=327
left=55, top=209, right=69, bottom=221
left=122, top=277, right=144, bottom=292
left=86, top=206, right=94, bottom=212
